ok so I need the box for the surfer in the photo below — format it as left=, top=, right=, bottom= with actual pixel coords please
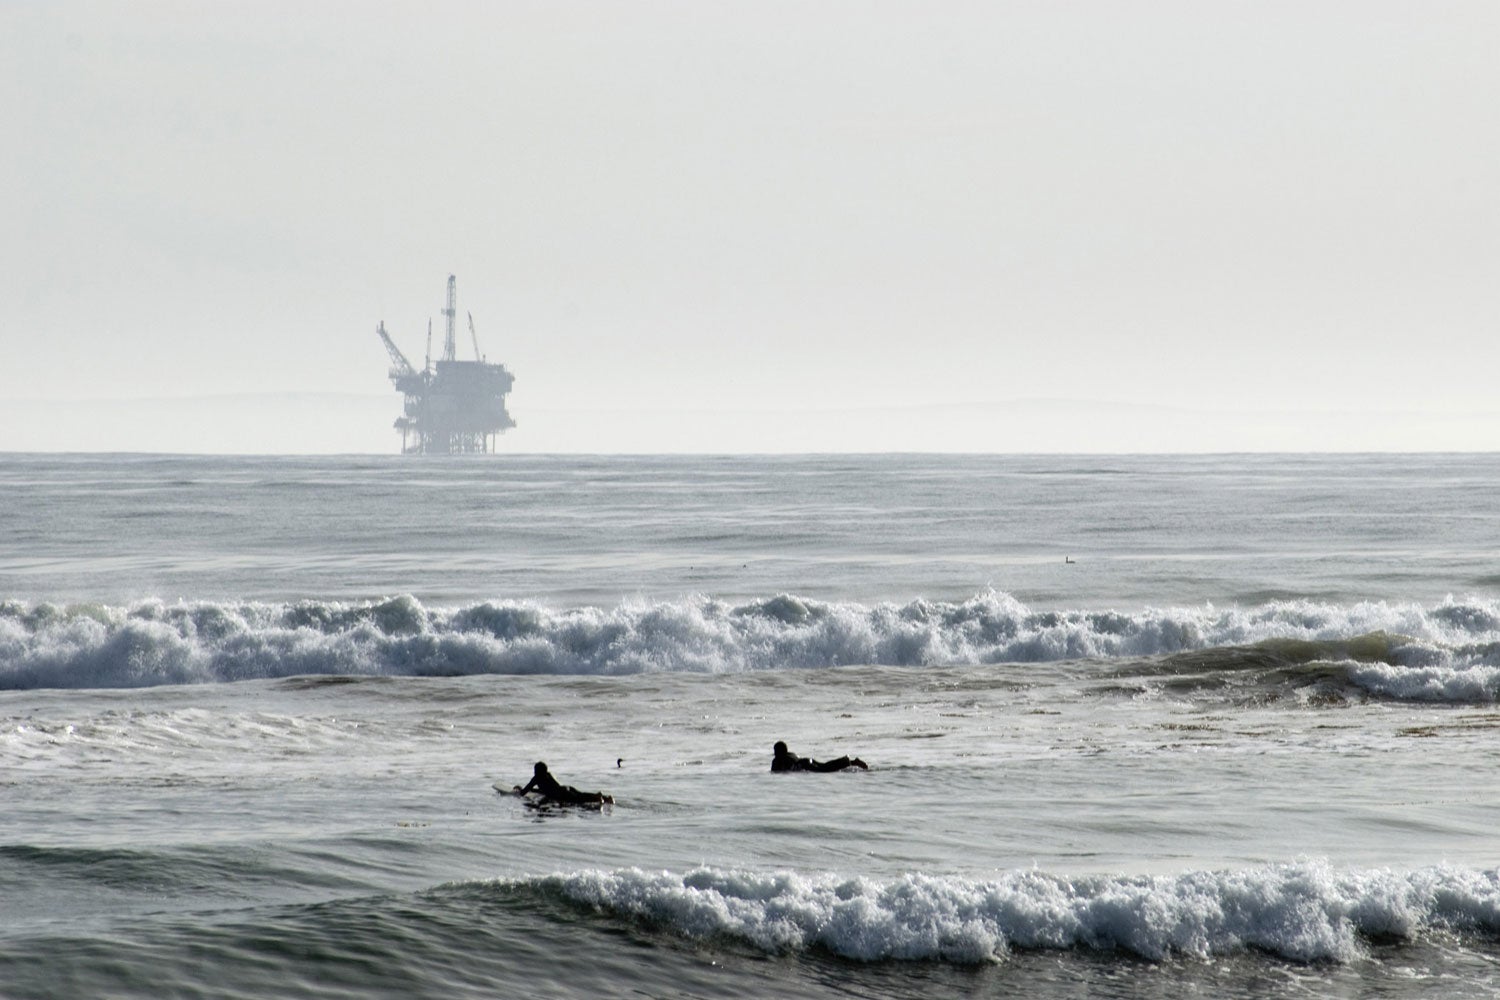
left=770, top=740, right=867, bottom=773
left=518, top=761, right=613, bottom=805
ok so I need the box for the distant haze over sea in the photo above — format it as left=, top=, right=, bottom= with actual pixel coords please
left=2, top=394, right=1495, bottom=454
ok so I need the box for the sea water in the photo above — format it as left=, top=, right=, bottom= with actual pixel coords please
left=3, top=453, right=1500, bottom=998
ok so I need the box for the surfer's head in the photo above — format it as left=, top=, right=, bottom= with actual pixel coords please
left=533, top=761, right=548, bottom=775
left=773, top=741, right=787, bottom=755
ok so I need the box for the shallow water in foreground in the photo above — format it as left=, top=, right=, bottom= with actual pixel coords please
left=7, top=661, right=1500, bottom=998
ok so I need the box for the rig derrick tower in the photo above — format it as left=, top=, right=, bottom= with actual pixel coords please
left=374, top=275, right=516, bottom=455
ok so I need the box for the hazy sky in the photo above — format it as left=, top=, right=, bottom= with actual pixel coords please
left=3, top=2, right=1497, bottom=453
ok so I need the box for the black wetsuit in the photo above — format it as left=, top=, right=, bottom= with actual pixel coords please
left=521, top=769, right=606, bottom=804
left=771, top=748, right=859, bottom=773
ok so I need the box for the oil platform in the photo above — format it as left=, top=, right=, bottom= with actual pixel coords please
left=375, top=276, right=516, bottom=454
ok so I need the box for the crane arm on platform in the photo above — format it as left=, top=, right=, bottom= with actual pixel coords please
left=468, top=312, right=483, bottom=361
left=376, top=322, right=416, bottom=377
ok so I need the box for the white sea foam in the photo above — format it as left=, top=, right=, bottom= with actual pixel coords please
left=1345, top=662, right=1500, bottom=702
left=529, top=862, right=1500, bottom=964
left=3, top=593, right=1500, bottom=692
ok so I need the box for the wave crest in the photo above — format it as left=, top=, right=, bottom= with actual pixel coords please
left=3, top=592, right=1499, bottom=691
left=519, top=862, right=1500, bottom=964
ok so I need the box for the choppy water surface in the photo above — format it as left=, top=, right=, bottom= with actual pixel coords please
left=3, top=453, right=1500, bottom=998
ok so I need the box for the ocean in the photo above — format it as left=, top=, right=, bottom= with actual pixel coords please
left=3, top=452, right=1500, bottom=998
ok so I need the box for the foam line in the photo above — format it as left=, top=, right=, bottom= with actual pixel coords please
left=527, top=862, right=1500, bottom=964
left=2, top=592, right=1499, bottom=691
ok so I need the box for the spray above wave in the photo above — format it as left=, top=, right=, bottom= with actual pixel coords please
left=514, top=862, right=1500, bottom=965
left=1, top=592, right=1498, bottom=691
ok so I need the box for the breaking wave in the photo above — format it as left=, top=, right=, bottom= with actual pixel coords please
left=2, top=592, right=1499, bottom=693
left=511, top=861, right=1500, bottom=964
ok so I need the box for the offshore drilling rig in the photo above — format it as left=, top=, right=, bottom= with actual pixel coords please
left=375, top=276, right=516, bottom=454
